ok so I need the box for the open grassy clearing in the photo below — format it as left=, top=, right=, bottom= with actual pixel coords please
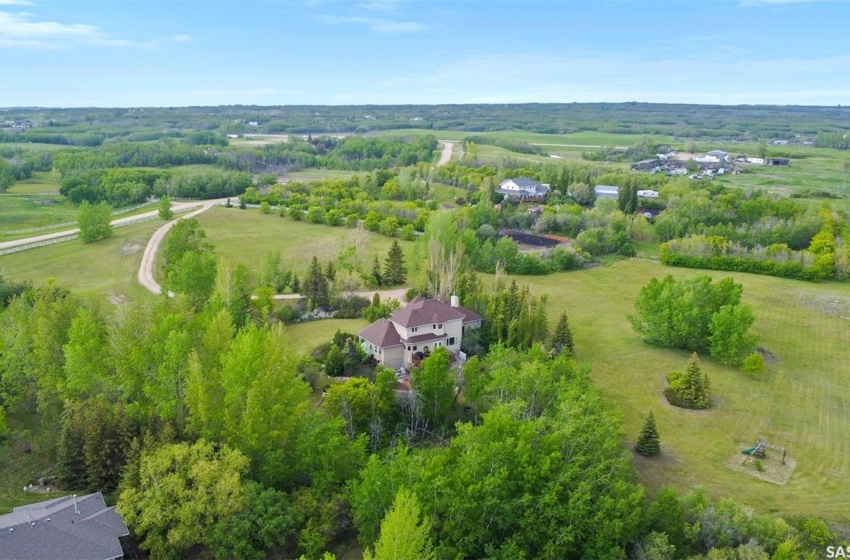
left=716, top=156, right=850, bottom=211
left=0, top=219, right=160, bottom=303
left=374, top=128, right=658, bottom=148
left=0, top=411, right=70, bottom=514
left=280, top=169, right=363, bottom=183
left=1, top=198, right=163, bottom=241
left=1, top=195, right=78, bottom=234
left=6, top=170, right=62, bottom=195
left=192, top=206, right=415, bottom=281
left=433, top=183, right=467, bottom=204
left=284, top=318, right=370, bottom=353
left=511, top=260, right=850, bottom=522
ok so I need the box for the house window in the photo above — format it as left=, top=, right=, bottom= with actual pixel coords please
left=432, top=324, right=436, bottom=329
left=438, top=323, right=443, bottom=329
left=413, top=345, right=417, bottom=351
left=448, top=337, right=456, bottom=346
left=435, top=341, right=442, bottom=347
left=411, top=327, right=418, bottom=333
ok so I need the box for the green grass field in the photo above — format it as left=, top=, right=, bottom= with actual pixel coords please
left=511, top=260, right=850, bottom=523
left=2, top=198, right=162, bottom=241
left=6, top=171, right=62, bottom=195
left=280, top=169, right=364, bottom=183
left=0, top=411, right=70, bottom=514
left=1, top=195, right=79, bottom=234
left=0, top=220, right=161, bottom=302
left=285, top=318, right=370, bottom=352
left=192, top=206, right=415, bottom=279
left=375, top=128, right=659, bottom=148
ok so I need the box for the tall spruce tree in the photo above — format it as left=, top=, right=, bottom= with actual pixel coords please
left=636, top=410, right=661, bottom=456
left=552, top=311, right=575, bottom=356
left=304, top=256, right=330, bottom=309
left=683, top=353, right=710, bottom=409
left=372, top=256, right=383, bottom=287
left=383, top=240, right=407, bottom=286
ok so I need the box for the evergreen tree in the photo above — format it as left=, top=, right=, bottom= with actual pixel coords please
left=552, top=311, right=574, bottom=356
left=699, top=374, right=712, bottom=409
left=372, top=256, right=383, bottom=287
left=291, top=273, right=300, bottom=294
left=383, top=240, right=407, bottom=286
left=371, top=292, right=381, bottom=307
left=325, top=261, right=336, bottom=283
left=304, top=256, right=330, bottom=310
left=57, top=402, right=87, bottom=489
left=680, top=353, right=711, bottom=409
left=636, top=411, right=661, bottom=456
left=683, top=353, right=703, bottom=406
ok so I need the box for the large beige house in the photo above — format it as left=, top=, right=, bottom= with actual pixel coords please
left=359, top=295, right=483, bottom=370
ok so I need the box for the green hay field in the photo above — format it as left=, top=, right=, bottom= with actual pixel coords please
left=1, top=195, right=78, bottom=235
left=6, top=171, right=62, bottom=195
left=513, top=260, right=850, bottom=523
left=193, top=206, right=415, bottom=279
left=0, top=220, right=161, bottom=302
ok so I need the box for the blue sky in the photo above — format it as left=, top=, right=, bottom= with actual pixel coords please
left=1, top=0, right=848, bottom=107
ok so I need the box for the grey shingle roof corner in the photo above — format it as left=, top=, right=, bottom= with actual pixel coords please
left=0, top=493, right=128, bottom=560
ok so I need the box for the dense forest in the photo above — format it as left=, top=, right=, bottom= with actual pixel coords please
left=3, top=103, right=850, bottom=142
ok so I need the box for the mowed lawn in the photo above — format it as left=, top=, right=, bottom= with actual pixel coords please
left=0, top=220, right=161, bottom=302
left=194, top=206, right=415, bottom=279
left=284, top=318, right=370, bottom=353
left=516, top=260, right=850, bottom=523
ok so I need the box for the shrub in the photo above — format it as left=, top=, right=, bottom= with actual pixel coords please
left=741, top=352, right=765, bottom=373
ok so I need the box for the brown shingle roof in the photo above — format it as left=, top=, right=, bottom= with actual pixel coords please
left=405, top=332, right=447, bottom=344
left=390, top=296, right=475, bottom=328
left=359, top=319, right=403, bottom=347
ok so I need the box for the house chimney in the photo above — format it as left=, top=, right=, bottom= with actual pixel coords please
left=450, top=293, right=459, bottom=308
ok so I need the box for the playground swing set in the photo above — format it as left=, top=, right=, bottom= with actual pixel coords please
left=741, top=436, right=787, bottom=465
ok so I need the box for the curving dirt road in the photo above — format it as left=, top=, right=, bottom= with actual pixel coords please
left=137, top=199, right=226, bottom=295
left=437, top=141, right=454, bottom=166
left=0, top=201, right=208, bottom=252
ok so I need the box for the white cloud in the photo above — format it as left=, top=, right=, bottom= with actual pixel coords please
left=359, top=0, right=404, bottom=12
left=0, top=10, right=190, bottom=49
left=317, top=14, right=425, bottom=33
left=0, top=0, right=35, bottom=5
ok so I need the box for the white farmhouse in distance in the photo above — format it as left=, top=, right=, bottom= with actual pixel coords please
left=497, top=177, right=550, bottom=201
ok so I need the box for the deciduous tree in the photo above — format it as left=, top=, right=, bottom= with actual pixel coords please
left=118, top=439, right=249, bottom=560
left=409, top=347, right=454, bottom=428
left=158, top=195, right=173, bottom=220
left=77, top=200, right=113, bottom=243
left=364, top=489, right=434, bottom=560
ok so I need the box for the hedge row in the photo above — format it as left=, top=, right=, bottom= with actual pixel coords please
left=660, top=246, right=828, bottom=282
